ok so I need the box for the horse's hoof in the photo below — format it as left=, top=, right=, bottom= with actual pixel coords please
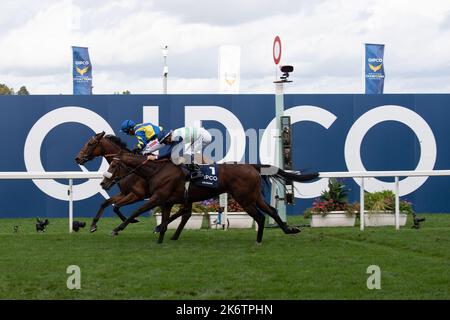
left=110, top=230, right=119, bottom=236
left=130, top=218, right=140, bottom=224
left=255, top=241, right=262, bottom=246
left=90, top=226, right=97, bottom=233
left=170, top=236, right=179, bottom=241
left=289, top=227, right=301, bottom=234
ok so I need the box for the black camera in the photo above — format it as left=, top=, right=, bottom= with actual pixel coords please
left=280, top=65, right=294, bottom=73
left=412, top=216, right=426, bottom=229
left=72, top=221, right=86, bottom=232
left=36, top=218, right=49, bottom=232
left=280, top=65, right=294, bottom=82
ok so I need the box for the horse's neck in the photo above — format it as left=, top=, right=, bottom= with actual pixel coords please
left=122, top=154, right=147, bottom=167
left=122, top=154, right=167, bottom=178
left=102, top=140, right=125, bottom=164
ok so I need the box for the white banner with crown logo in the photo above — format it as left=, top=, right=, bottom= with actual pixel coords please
left=218, top=45, right=241, bottom=94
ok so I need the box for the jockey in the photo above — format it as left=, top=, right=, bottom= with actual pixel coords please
left=120, top=120, right=163, bottom=154
left=146, top=126, right=212, bottom=180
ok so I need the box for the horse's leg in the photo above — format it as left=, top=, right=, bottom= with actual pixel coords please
left=154, top=203, right=191, bottom=233
left=256, top=195, right=300, bottom=234
left=112, top=192, right=143, bottom=224
left=241, top=204, right=266, bottom=244
left=111, top=196, right=160, bottom=236
left=157, top=204, right=173, bottom=244
left=90, top=193, right=124, bottom=233
left=170, top=203, right=193, bottom=240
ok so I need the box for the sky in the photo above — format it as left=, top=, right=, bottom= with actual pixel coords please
left=1, top=0, right=450, bottom=94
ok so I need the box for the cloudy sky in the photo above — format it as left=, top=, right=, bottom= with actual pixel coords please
left=1, top=0, right=450, bottom=94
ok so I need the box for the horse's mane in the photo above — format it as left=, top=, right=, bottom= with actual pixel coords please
left=104, top=135, right=130, bottom=151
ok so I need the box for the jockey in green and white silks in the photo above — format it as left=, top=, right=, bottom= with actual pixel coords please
left=146, top=126, right=213, bottom=179
left=145, top=126, right=212, bottom=157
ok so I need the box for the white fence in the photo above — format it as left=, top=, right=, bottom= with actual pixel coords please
left=1, top=170, right=450, bottom=232
left=0, top=171, right=104, bottom=233
left=318, top=170, right=450, bottom=230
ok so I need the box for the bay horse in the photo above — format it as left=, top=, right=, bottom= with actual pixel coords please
left=75, top=131, right=191, bottom=234
left=101, top=152, right=319, bottom=244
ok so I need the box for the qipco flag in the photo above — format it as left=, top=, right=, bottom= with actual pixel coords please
left=365, top=43, right=385, bottom=94
left=72, top=46, right=92, bottom=95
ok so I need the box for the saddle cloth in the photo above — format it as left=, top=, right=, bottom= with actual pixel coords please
left=180, top=164, right=219, bottom=189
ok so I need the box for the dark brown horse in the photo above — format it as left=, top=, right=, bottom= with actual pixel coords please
left=75, top=132, right=191, bottom=234
left=101, top=152, right=318, bottom=244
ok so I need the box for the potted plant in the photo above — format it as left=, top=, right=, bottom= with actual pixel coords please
left=205, top=196, right=254, bottom=229
left=153, top=203, right=207, bottom=230
left=304, top=178, right=358, bottom=227
left=363, top=190, right=412, bottom=227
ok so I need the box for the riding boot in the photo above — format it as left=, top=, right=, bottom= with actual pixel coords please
left=188, top=163, right=204, bottom=180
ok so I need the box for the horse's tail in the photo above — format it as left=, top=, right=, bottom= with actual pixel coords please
left=251, top=164, right=319, bottom=183
left=252, top=164, right=318, bottom=197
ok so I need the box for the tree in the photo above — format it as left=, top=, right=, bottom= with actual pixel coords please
left=17, top=86, right=30, bottom=95
left=122, top=90, right=131, bottom=95
left=0, top=84, right=13, bottom=95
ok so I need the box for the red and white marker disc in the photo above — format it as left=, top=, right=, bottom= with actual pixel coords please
left=273, top=36, right=282, bottom=65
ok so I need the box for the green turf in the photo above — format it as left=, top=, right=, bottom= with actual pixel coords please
left=0, top=214, right=449, bottom=300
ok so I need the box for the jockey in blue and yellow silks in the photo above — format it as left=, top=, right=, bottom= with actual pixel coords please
left=120, top=120, right=163, bottom=154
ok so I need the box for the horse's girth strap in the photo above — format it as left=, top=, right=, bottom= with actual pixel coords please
left=184, top=181, right=190, bottom=202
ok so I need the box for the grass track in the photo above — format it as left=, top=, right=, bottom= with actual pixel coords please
left=0, top=214, right=449, bottom=299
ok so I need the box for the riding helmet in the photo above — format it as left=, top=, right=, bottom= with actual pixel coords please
left=158, top=130, right=173, bottom=143
left=120, top=120, right=135, bottom=133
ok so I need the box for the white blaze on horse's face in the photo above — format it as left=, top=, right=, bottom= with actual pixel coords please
left=103, top=171, right=113, bottom=179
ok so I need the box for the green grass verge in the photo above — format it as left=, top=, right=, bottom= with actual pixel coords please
left=0, top=214, right=449, bottom=300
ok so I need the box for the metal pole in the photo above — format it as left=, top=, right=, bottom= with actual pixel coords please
left=162, top=45, right=168, bottom=94
left=395, top=176, right=400, bottom=230
left=360, top=177, right=365, bottom=231
left=163, top=55, right=168, bottom=94
left=69, top=178, right=73, bottom=233
left=274, top=82, right=286, bottom=222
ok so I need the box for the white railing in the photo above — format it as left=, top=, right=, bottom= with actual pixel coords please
left=1, top=170, right=450, bottom=232
left=318, top=170, right=450, bottom=230
left=0, top=172, right=104, bottom=233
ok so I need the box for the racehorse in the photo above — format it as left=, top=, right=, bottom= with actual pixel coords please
left=75, top=131, right=191, bottom=234
left=101, top=152, right=319, bottom=244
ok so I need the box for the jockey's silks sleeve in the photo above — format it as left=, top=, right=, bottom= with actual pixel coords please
left=157, top=137, right=183, bottom=159
left=133, top=123, right=162, bottom=149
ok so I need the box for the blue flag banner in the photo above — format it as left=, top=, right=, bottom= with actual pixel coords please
left=365, top=43, right=385, bottom=94
left=72, top=46, right=92, bottom=95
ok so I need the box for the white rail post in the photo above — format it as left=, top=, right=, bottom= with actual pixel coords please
left=360, top=177, right=365, bottom=231
left=69, top=178, right=73, bottom=233
left=395, top=176, right=400, bottom=230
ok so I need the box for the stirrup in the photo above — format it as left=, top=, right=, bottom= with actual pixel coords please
left=190, top=172, right=204, bottom=180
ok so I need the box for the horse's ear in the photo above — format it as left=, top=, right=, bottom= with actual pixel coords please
left=99, top=131, right=105, bottom=138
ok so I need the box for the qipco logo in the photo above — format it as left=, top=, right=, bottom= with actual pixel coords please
left=24, top=107, right=114, bottom=201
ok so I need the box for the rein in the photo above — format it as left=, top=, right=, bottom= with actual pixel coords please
left=104, top=153, right=120, bottom=160
left=114, top=157, right=150, bottom=182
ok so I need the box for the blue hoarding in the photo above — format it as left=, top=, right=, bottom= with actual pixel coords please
left=0, top=94, right=449, bottom=218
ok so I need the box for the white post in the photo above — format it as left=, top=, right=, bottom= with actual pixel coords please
left=219, top=193, right=228, bottom=230
left=360, top=177, right=365, bottom=231
left=274, top=82, right=286, bottom=222
left=162, top=45, right=168, bottom=94
left=395, top=176, right=400, bottom=230
left=69, top=178, right=73, bottom=233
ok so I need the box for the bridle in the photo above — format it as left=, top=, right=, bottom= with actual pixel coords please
left=81, top=135, right=122, bottom=163
left=79, top=135, right=101, bottom=163
left=105, top=156, right=151, bottom=185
